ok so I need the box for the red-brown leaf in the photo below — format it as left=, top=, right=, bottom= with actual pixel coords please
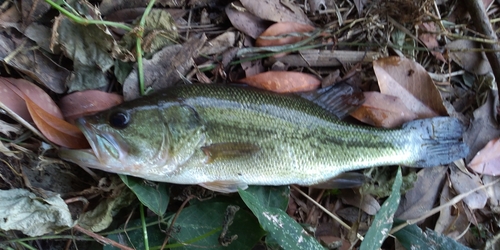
left=469, top=137, right=500, bottom=176
left=60, top=90, right=123, bottom=122
left=239, top=71, right=320, bottom=93
left=350, top=92, right=418, bottom=128
left=256, top=22, right=315, bottom=47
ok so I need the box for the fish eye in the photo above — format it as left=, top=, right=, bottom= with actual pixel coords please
left=108, top=111, right=130, bottom=129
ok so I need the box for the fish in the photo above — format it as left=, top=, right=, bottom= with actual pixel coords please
left=59, top=84, right=469, bottom=193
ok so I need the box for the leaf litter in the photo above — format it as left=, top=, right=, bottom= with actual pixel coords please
left=1, top=0, right=500, bottom=249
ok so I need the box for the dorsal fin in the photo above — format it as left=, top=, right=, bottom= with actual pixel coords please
left=297, top=82, right=364, bottom=119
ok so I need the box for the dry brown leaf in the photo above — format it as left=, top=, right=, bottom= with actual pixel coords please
left=0, top=79, right=31, bottom=122
left=240, top=0, right=313, bottom=26
left=25, top=98, right=89, bottom=149
left=256, top=22, right=315, bottom=47
left=239, top=71, right=320, bottom=93
left=450, top=165, right=487, bottom=209
left=350, top=92, right=418, bottom=128
left=2, top=78, right=88, bottom=148
left=59, top=90, right=123, bottom=123
left=435, top=183, right=471, bottom=238
left=469, top=137, right=500, bottom=176
left=0, top=78, right=63, bottom=119
left=225, top=2, right=269, bottom=39
left=418, top=22, right=445, bottom=62
left=373, top=57, right=447, bottom=117
left=446, top=39, right=492, bottom=75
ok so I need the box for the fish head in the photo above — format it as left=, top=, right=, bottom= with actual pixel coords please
left=74, top=104, right=175, bottom=178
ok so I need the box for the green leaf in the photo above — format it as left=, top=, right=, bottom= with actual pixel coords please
left=393, top=220, right=472, bottom=250
left=105, top=201, right=264, bottom=250
left=239, top=188, right=324, bottom=250
left=245, top=185, right=290, bottom=210
left=120, top=175, right=169, bottom=216
left=360, top=167, right=402, bottom=250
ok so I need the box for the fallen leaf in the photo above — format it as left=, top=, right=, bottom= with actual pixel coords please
left=123, top=35, right=207, bottom=101
left=450, top=165, right=487, bottom=209
left=239, top=71, right=320, bottom=93
left=446, top=39, right=492, bottom=75
left=0, top=79, right=31, bottom=122
left=0, top=78, right=63, bottom=119
left=0, top=29, right=69, bottom=93
left=2, top=78, right=88, bottom=148
left=395, top=167, right=447, bottom=220
left=240, top=0, right=313, bottom=26
left=435, top=183, right=471, bottom=238
left=374, top=57, right=447, bottom=117
left=418, top=22, right=445, bottom=62
left=25, top=98, right=89, bottom=149
left=200, top=31, right=236, bottom=55
left=59, top=90, right=123, bottom=123
left=226, top=2, right=269, bottom=39
left=350, top=92, right=418, bottom=128
left=469, top=137, right=500, bottom=176
left=256, top=22, right=315, bottom=47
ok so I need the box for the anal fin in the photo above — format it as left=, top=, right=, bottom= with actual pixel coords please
left=309, top=172, right=367, bottom=189
left=199, top=180, right=249, bottom=193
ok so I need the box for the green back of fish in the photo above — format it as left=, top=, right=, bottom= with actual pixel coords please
left=147, top=84, right=410, bottom=186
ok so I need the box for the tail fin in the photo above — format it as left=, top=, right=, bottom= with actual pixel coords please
left=403, top=117, right=469, bottom=167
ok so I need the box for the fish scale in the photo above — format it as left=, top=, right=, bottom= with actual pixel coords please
left=59, top=84, right=469, bottom=193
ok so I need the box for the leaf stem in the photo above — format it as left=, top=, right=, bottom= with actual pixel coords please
left=136, top=0, right=157, bottom=96
left=44, top=0, right=132, bottom=31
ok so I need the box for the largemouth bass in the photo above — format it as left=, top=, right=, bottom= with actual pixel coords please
left=60, top=84, right=469, bottom=193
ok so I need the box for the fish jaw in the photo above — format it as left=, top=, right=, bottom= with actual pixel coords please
left=75, top=117, right=131, bottom=171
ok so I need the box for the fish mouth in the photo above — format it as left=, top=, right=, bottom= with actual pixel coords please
left=76, top=117, right=128, bottom=165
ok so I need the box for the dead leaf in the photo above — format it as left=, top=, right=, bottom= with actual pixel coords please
left=435, top=183, right=471, bottom=238
left=483, top=175, right=500, bottom=206
left=256, top=22, right=315, bottom=47
left=418, top=22, right=445, bottom=62
left=200, top=31, right=236, bottom=55
left=59, top=90, right=123, bottom=123
left=25, top=98, right=89, bottom=149
left=350, top=91, right=418, bottom=128
left=1, top=78, right=88, bottom=148
left=0, top=29, right=69, bottom=93
left=0, top=78, right=65, bottom=123
left=464, top=90, right=500, bottom=161
left=374, top=57, right=445, bottom=118
left=446, top=39, right=492, bottom=75
left=0, top=120, right=21, bottom=136
left=0, top=79, right=31, bottom=122
left=123, top=34, right=207, bottom=101
left=239, top=71, right=320, bottom=93
left=395, top=167, right=447, bottom=220
left=240, top=0, right=313, bottom=26
left=339, top=189, right=380, bottom=215
left=469, top=137, right=500, bottom=176
left=450, top=165, right=487, bottom=209
left=226, top=2, right=269, bottom=39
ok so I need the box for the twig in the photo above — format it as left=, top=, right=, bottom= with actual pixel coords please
left=73, top=224, right=134, bottom=250
left=291, top=185, right=364, bottom=241
left=465, top=0, right=500, bottom=92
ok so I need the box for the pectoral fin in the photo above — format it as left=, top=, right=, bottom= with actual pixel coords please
left=201, top=142, right=260, bottom=163
left=199, top=180, right=249, bottom=193
left=309, top=172, right=367, bottom=189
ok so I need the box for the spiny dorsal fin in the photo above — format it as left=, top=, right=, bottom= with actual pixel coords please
left=297, top=82, right=364, bottom=119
